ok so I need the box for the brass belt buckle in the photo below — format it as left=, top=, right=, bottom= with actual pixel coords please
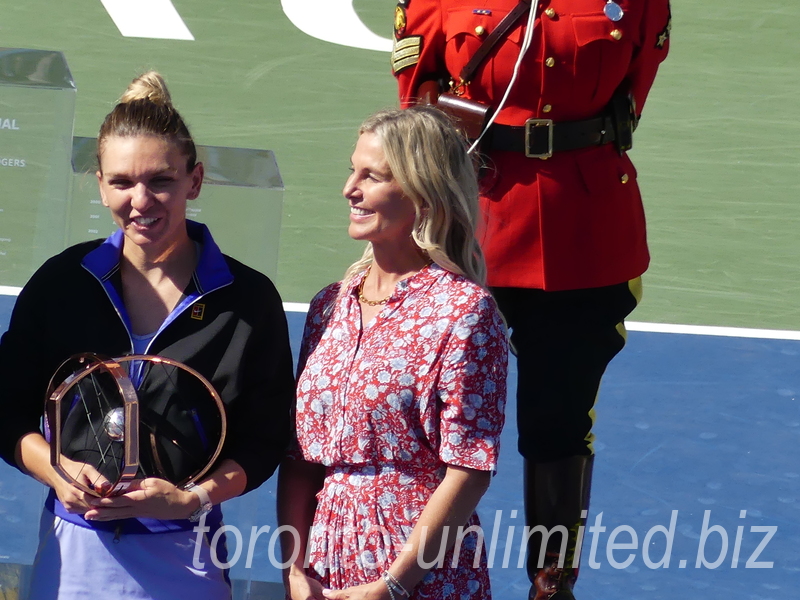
left=524, top=118, right=554, bottom=159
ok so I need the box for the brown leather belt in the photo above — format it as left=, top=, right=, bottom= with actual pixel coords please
left=489, top=115, right=616, bottom=159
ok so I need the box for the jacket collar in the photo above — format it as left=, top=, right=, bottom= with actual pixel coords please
left=81, top=220, right=234, bottom=293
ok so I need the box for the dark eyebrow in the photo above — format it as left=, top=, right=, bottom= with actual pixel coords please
left=104, top=166, right=176, bottom=180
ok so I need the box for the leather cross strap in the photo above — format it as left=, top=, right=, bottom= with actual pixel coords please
left=457, top=0, right=533, bottom=87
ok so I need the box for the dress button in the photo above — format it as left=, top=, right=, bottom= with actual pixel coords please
left=542, top=104, right=552, bottom=113
left=610, top=29, right=623, bottom=40
left=545, top=7, right=556, bottom=18
left=620, top=174, right=630, bottom=184
left=475, top=25, right=486, bottom=36
left=545, top=57, right=555, bottom=67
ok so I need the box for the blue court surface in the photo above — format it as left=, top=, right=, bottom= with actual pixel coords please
left=0, top=299, right=797, bottom=600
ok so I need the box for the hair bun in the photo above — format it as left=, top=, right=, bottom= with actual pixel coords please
left=118, top=71, right=173, bottom=106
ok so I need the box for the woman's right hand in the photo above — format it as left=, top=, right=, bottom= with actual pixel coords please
left=278, top=458, right=327, bottom=599
left=14, top=432, right=112, bottom=513
left=51, top=456, right=111, bottom=514
left=286, top=564, right=327, bottom=600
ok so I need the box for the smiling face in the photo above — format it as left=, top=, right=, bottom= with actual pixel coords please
left=343, top=132, right=418, bottom=253
left=97, top=135, right=203, bottom=258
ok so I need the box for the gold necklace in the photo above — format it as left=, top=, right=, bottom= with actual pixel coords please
left=357, top=260, right=433, bottom=306
left=357, top=267, right=391, bottom=306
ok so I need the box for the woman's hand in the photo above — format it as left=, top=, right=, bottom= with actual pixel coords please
left=52, top=456, right=111, bottom=514
left=285, top=564, right=327, bottom=600
left=320, top=580, right=388, bottom=600
left=278, top=458, right=327, bottom=599
left=16, top=433, right=242, bottom=522
left=14, top=432, right=117, bottom=515
left=83, top=477, right=195, bottom=521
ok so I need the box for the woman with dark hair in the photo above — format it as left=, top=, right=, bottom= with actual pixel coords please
left=279, top=106, right=508, bottom=600
left=0, top=72, right=295, bottom=599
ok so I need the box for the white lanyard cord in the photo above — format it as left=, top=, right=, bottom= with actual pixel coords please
left=468, top=0, right=540, bottom=155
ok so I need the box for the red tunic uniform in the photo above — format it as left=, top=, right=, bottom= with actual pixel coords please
left=393, top=0, right=671, bottom=291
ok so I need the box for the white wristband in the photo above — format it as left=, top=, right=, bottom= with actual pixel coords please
left=185, top=483, right=213, bottom=522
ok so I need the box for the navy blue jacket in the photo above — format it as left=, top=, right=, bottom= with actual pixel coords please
left=0, top=221, right=294, bottom=496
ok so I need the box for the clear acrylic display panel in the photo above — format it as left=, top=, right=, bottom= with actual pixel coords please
left=70, top=138, right=284, bottom=280
left=0, top=49, right=76, bottom=288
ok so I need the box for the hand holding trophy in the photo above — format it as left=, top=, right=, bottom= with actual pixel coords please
left=46, top=353, right=225, bottom=498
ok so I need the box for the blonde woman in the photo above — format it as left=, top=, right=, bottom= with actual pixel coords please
left=279, top=107, right=508, bottom=600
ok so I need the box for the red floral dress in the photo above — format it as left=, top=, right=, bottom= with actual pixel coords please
left=294, top=264, right=508, bottom=599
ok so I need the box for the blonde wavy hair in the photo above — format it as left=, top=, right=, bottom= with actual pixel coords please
left=97, top=71, right=197, bottom=173
left=343, top=106, right=486, bottom=287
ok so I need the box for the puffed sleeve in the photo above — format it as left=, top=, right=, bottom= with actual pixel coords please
left=628, top=0, right=672, bottom=114
left=393, top=0, right=447, bottom=107
left=286, top=283, right=341, bottom=461
left=297, top=283, right=341, bottom=376
left=436, top=293, right=508, bottom=471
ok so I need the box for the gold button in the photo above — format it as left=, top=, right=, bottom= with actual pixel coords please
left=475, top=25, right=486, bottom=36
left=610, top=29, right=623, bottom=40
left=542, top=104, right=552, bottom=113
left=620, top=174, right=629, bottom=184
left=545, top=7, right=556, bottom=18
left=545, top=57, right=555, bottom=68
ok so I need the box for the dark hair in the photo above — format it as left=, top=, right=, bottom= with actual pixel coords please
left=97, top=71, right=196, bottom=172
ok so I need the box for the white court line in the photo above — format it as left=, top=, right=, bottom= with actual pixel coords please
left=281, top=303, right=800, bottom=341
left=281, top=0, right=393, bottom=52
left=626, top=321, right=800, bottom=341
left=284, top=302, right=311, bottom=313
left=101, top=0, right=194, bottom=40
left=0, top=288, right=796, bottom=341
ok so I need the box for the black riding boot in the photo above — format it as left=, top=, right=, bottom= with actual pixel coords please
left=525, top=455, right=594, bottom=600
